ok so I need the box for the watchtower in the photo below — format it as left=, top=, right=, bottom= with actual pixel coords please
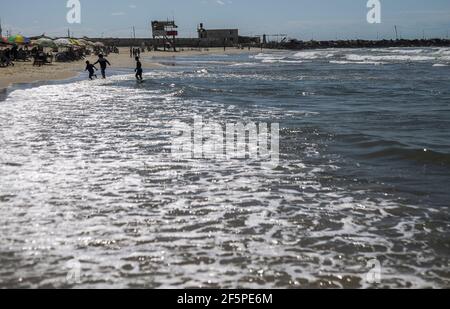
left=151, top=20, right=178, bottom=51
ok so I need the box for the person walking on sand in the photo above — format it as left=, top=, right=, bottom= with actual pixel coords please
left=93, top=54, right=111, bottom=79
left=135, top=56, right=143, bottom=82
left=85, top=61, right=98, bottom=80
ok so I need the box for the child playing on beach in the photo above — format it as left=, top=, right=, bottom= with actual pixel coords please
left=135, top=56, right=143, bottom=81
left=93, top=54, right=111, bottom=79
left=85, top=61, right=98, bottom=80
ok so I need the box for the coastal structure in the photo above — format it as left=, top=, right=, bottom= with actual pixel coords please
left=197, top=23, right=239, bottom=45
left=151, top=20, right=178, bottom=51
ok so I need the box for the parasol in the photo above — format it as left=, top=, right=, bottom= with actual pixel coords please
left=8, top=34, right=28, bottom=44
left=35, top=38, right=57, bottom=48
left=54, top=38, right=72, bottom=47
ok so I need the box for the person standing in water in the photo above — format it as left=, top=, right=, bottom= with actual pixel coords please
left=93, top=54, right=111, bottom=79
left=85, top=61, right=98, bottom=80
left=135, top=56, right=143, bottom=81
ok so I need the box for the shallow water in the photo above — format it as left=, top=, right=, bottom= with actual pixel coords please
left=0, top=48, right=449, bottom=288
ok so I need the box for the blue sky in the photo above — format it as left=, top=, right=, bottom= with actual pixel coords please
left=1, top=0, right=449, bottom=40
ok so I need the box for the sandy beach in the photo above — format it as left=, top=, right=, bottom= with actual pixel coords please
left=0, top=47, right=256, bottom=92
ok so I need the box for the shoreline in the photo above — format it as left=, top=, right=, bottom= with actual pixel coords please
left=3, top=43, right=446, bottom=94
left=0, top=47, right=256, bottom=93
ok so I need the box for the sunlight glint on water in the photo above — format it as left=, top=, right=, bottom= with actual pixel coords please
left=0, top=48, right=449, bottom=288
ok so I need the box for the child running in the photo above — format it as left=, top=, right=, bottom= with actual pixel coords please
left=85, top=61, right=98, bottom=80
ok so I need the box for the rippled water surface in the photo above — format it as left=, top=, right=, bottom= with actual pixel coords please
left=0, top=48, right=449, bottom=288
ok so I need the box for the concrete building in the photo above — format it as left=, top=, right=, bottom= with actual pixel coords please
left=197, top=23, right=239, bottom=45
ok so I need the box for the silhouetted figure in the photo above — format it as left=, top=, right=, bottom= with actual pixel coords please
left=93, top=54, right=111, bottom=79
left=1, top=48, right=14, bottom=66
left=85, top=61, right=98, bottom=80
left=135, top=57, right=143, bottom=81
left=11, top=45, right=18, bottom=60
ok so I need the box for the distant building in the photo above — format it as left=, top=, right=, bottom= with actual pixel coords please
left=198, top=23, right=239, bottom=45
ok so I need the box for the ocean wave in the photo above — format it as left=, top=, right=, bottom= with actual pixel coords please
left=362, top=147, right=450, bottom=166
left=1, top=57, right=449, bottom=289
left=330, top=60, right=383, bottom=65
left=254, top=48, right=449, bottom=65
left=389, top=49, right=425, bottom=54
left=345, top=54, right=436, bottom=62
left=338, top=133, right=450, bottom=167
left=434, top=48, right=450, bottom=55
left=229, top=62, right=256, bottom=67
left=370, top=48, right=428, bottom=55
left=262, top=59, right=304, bottom=64
left=195, top=68, right=209, bottom=74
left=293, top=51, right=334, bottom=59
left=251, top=53, right=286, bottom=61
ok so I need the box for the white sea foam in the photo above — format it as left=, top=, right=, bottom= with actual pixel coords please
left=262, top=59, right=304, bottom=64
left=196, top=68, right=209, bottom=74
left=389, top=49, right=425, bottom=54
left=252, top=53, right=286, bottom=61
left=330, top=60, right=384, bottom=65
left=0, top=64, right=447, bottom=289
left=293, top=51, right=334, bottom=59
left=434, top=48, right=450, bottom=55
left=254, top=48, right=449, bottom=66
left=345, top=54, right=436, bottom=62
left=229, top=62, right=256, bottom=67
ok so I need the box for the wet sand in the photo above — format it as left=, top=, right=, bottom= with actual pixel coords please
left=0, top=47, right=257, bottom=91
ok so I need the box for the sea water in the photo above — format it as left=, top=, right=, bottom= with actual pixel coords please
left=0, top=47, right=449, bottom=288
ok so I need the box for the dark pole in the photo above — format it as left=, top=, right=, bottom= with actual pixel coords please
left=173, top=34, right=176, bottom=52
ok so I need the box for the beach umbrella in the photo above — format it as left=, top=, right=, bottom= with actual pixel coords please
left=1, top=36, right=10, bottom=44
left=78, top=39, right=94, bottom=47
left=94, top=42, right=105, bottom=47
left=54, top=38, right=72, bottom=47
left=69, top=38, right=82, bottom=46
left=8, top=34, right=26, bottom=44
left=35, top=38, right=56, bottom=48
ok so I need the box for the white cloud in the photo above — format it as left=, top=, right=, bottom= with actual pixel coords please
left=111, top=12, right=126, bottom=16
